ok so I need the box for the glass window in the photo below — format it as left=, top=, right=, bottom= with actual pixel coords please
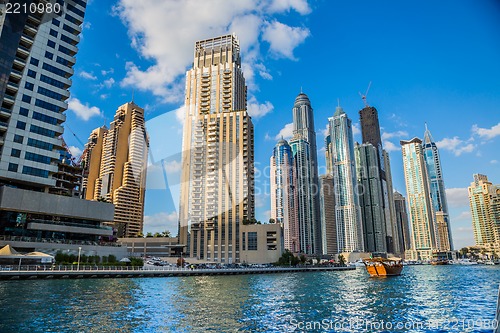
left=45, top=51, right=54, bottom=60
left=8, top=163, right=18, bottom=172
left=19, top=107, right=29, bottom=116
left=30, top=57, right=39, bottom=66
left=11, top=148, right=21, bottom=158
left=14, top=135, right=23, bottom=144
left=47, top=40, right=56, bottom=48
left=24, top=82, right=34, bottom=91
left=247, top=232, right=257, bottom=251
left=27, top=69, right=37, bottom=78
left=22, top=95, right=31, bottom=103
left=16, top=121, right=26, bottom=130
left=49, top=29, right=58, bottom=37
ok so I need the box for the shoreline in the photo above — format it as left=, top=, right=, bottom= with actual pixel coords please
left=0, top=266, right=355, bottom=280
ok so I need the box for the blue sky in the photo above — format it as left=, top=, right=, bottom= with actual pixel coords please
left=64, top=0, right=500, bottom=248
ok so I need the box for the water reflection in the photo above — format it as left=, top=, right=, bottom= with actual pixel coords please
left=0, top=266, right=498, bottom=332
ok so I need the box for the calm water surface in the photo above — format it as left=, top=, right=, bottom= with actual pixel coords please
left=1, top=265, right=499, bottom=332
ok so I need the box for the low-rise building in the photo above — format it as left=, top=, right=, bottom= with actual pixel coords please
left=240, top=223, right=282, bottom=264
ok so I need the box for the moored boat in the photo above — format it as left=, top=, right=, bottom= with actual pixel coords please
left=430, top=260, right=449, bottom=265
left=363, top=257, right=403, bottom=277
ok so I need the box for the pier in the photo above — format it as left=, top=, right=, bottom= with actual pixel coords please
left=0, top=265, right=355, bottom=280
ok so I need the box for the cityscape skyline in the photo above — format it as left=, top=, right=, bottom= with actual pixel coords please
left=55, top=1, right=499, bottom=249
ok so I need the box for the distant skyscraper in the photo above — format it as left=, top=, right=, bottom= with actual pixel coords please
left=358, top=106, right=400, bottom=254
left=319, top=174, right=337, bottom=255
left=355, top=142, right=387, bottom=253
left=81, top=102, right=149, bottom=237
left=178, top=35, right=255, bottom=263
left=422, top=125, right=453, bottom=251
left=400, top=138, right=436, bottom=260
left=0, top=1, right=86, bottom=191
left=289, top=92, right=321, bottom=255
left=468, top=174, right=500, bottom=247
left=270, top=139, right=299, bottom=253
left=394, top=191, right=411, bottom=254
left=326, top=106, right=364, bottom=253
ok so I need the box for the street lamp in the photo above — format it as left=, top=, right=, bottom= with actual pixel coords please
left=77, top=247, right=82, bottom=271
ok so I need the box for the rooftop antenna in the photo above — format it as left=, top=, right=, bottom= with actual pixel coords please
left=337, top=98, right=340, bottom=107
left=425, top=122, right=428, bottom=132
left=300, top=86, right=303, bottom=94
left=131, top=88, right=135, bottom=103
left=358, top=81, right=372, bottom=107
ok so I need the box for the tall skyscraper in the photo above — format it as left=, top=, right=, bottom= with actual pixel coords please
left=270, top=139, right=298, bottom=253
left=358, top=106, right=400, bottom=254
left=319, top=174, right=337, bottom=255
left=289, top=92, right=321, bottom=255
left=394, top=191, right=411, bottom=254
left=400, top=138, right=436, bottom=260
left=354, top=142, right=387, bottom=253
left=326, top=106, right=364, bottom=253
left=178, top=35, right=255, bottom=263
left=81, top=102, right=149, bottom=238
left=422, top=125, right=453, bottom=251
left=468, top=174, right=500, bottom=247
left=0, top=1, right=86, bottom=191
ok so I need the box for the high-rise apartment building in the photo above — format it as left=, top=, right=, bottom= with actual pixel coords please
left=289, top=92, right=321, bottom=255
left=319, top=174, right=337, bottom=255
left=468, top=174, right=500, bottom=248
left=400, top=138, right=436, bottom=260
left=354, top=142, right=387, bottom=253
left=358, top=106, right=400, bottom=254
left=0, top=1, right=86, bottom=191
left=326, top=106, right=364, bottom=253
left=394, top=191, right=411, bottom=254
left=81, top=102, right=149, bottom=238
left=422, top=125, right=453, bottom=251
left=270, top=139, right=298, bottom=253
left=178, top=35, right=255, bottom=263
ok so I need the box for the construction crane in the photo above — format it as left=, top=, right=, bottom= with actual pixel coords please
left=358, top=81, right=372, bottom=107
left=64, top=124, right=87, bottom=166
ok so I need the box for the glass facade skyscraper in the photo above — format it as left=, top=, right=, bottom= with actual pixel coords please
left=289, top=92, right=321, bottom=255
left=400, top=137, right=436, bottom=260
left=270, top=139, right=298, bottom=253
left=326, top=106, right=364, bottom=253
left=422, top=125, right=453, bottom=251
left=0, top=1, right=86, bottom=191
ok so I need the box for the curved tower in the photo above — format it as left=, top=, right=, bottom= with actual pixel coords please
left=289, top=92, right=321, bottom=254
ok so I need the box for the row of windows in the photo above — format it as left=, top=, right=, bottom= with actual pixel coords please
left=42, top=63, right=70, bottom=78
left=56, top=56, right=71, bottom=67
left=40, top=74, right=66, bottom=89
left=67, top=4, right=84, bottom=18
left=33, top=111, right=59, bottom=125
left=28, top=138, right=53, bottom=151
left=30, top=124, right=56, bottom=138
left=60, top=33, right=77, bottom=46
left=63, top=23, right=79, bottom=36
left=35, top=99, right=63, bottom=113
left=58, top=44, right=74, bottom=57
left=25, top=152, right=52, bottom=164
left=22, top=166, right=49, bottom=178
left=37, top=86, right=64, bottom=101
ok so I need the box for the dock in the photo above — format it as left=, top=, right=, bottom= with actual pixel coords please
left=0, top=265, right=355, bottom=280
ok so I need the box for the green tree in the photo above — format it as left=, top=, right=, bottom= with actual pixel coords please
left=338, top=254, right=346, bottom=267
left=146, top=232, right=153, bottom=238
left=269, top=218, right=276, bottom=224
left=276, top=250, right=299, bottom=266
left=300, top=254, right=307, bottom=264
left=161, top=230, right=171, bottom=237
left=108, top=255, right=117, bottom=264
left=153, top=232, right=161, bottom=238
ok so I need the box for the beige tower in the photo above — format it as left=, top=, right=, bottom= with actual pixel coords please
left=468, top=174, right=500, bottom=248
left=81, top=102, right=149, bottom=237
left=179, top=35, right=255, bottom=263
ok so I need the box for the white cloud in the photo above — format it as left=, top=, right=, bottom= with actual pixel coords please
left=101, top=68, right=114, bottom=76
left=247, top=96, right=274, bottom=118
left=384, top=141, right=400, bottom=152
left=264, top=133, right=272, bottom=141
left=435, top=137, right=475, bottom=156
left=67, top=146, right=82, bottom=157
left=275, top=122, right=293, bottom=140
left=472, top=122, right=500, bottom=140
left=262, top=20, right=310, bottom=59
left=321, top=124, right=329, bottom=137
left=79, top=71, right=97, bottom=80
left=68, top=98, right=101, bottom=121
left=267, top=0, right=311, bottom=15
left=446, top=187, right=469, bottom=208
left=114, top=0, right=312, bottom=105
left=174, top=105, right=185, bottom=124
left=491, top=160, right=498, bottom=164
left=163, top=160, right=181, bottom=174
left=143, top=211, right=178, bottom=235
left=100, top=94, right=109, bottom=100
left=103, top=77, right=115, bottom=88
left=381, top=130, right=408, bottom=152
left=352, top=123, right=361, bottom=136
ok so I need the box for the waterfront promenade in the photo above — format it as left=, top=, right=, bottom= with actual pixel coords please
left=0, top=265, right=354, bottom=280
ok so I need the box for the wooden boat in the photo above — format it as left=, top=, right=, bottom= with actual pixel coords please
left=430, top=260, right=449, bottom=265
left=363, top=257, right=403, bottom=277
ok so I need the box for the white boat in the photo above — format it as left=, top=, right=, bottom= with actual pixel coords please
left=485, top=260, right=495, bottom=265
left=348, top=260, right=365, bottom=268
left=458, top=258, right=478, bottom=265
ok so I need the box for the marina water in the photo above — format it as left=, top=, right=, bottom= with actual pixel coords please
left=1, top=265, right=499, bottom=332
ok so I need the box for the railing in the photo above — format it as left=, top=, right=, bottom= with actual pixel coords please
left=0, top=235, right=121, bottom=247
